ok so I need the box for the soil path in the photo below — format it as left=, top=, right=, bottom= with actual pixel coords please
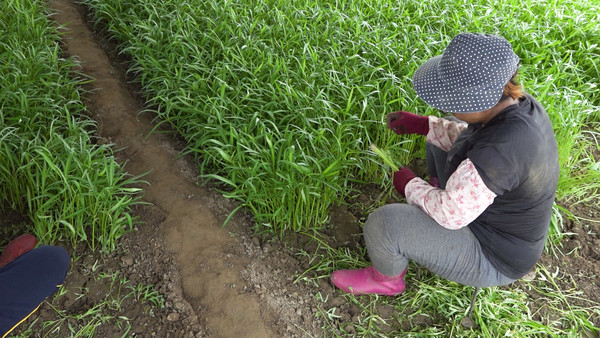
left=13, top=0, right=599, bottom=335
left=48, top=1, right=276, bottom=336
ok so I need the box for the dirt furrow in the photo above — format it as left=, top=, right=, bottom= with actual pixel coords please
left=48, top=0, right=277, bottom=336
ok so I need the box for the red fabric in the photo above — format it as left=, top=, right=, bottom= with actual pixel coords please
left=0, top=234, right=37, bottom=269
left=386, top=111, right=429, bottom=135
left=393, top=168, right=417, bottom=196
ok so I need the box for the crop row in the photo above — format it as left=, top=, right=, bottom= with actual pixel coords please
left=0, top=0, right=142, bottom=251
left=82, top=0, right=600, bottom=235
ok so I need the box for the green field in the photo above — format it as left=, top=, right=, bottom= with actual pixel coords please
left=82, top=0, right=600, bottom=238
left=80, top=0, right=600, bottom=335
left=2, top=0, right=599, bottom=335
left=0, top=0, right=143, bottom=251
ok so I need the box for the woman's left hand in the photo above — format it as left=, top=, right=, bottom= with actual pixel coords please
left=392, top=168, right=417, bottom=196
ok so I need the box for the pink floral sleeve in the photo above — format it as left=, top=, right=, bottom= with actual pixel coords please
left=404, top=158, right=496, bottom=230
left=426, top=116, right=468, bottom=151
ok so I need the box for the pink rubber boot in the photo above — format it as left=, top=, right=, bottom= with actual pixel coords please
left=331, top=266, right=407, bottom=296
left=0, top=234, right=38, bottom=269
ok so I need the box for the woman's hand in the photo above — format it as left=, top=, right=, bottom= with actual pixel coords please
left=392, top=168, right=417, bottom=196
left=386, top=111, right=429, bottom=135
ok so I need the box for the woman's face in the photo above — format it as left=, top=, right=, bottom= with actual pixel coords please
left=449, top=97, right=519, bottom=125
left=451, top=111, right=489, bottom=124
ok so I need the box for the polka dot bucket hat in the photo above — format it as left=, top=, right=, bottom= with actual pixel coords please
left=413, top=33, right=519, bottom=113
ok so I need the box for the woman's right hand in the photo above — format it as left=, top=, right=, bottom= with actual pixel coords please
left=386, top=111, right=429, bottom=135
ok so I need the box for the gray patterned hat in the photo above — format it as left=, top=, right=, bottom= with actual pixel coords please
left=413, top=33, right=519, bottom=113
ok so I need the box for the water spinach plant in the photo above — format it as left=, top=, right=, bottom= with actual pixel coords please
left=82, top=0, right=599, bottom=238
left=0, top=0, right=143, bottom=251
left=79, top=0, right=600, bottom=335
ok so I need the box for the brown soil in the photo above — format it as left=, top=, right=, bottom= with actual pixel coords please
left=1, top=0, right=599, bottom=336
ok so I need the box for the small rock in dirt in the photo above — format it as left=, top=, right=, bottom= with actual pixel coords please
left=522, top=270, right=536, bottom=281
left=460, top=316, right=478, bottom=329
left=339, top=312, right=351, bottom=322
left=328, top=296, right=345, bottom=308
left=317, top=278, right=331, bottom=290
left=121, top=255, right=134, bottom=266
left=345, top=324, right=356, bottom=335
left=376, top=303, right=395, bottom=319
left=167, top=313, right=180, bottom=322
left=252, top=237, right=260, bottom=247
left=413, top=314, right=433, bottom=326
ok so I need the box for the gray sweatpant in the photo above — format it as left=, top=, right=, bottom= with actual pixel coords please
left=363, top=143, right=516, bottom=288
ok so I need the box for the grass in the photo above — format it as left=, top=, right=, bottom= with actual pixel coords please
left=13, top=267, right=165, bottom=337
left=370, top=144, right=400, bottom=172
left=81, top=0, right=600, bottom=240
left=78, top=0, right=600, bottom=335
left=83, top=0, right=424, bottom=235
left=1, top=0, right=594, bottom=336
left=0, top=0, right=144, bottom=251
left=301, top=233, right=600, bottom=336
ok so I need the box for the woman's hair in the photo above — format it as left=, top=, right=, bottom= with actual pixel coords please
left=502, top=71, right=525, bottom=100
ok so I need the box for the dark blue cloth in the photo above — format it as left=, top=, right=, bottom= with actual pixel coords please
left=0, top=246, right=69, bottom=336
left=445, top=95, right=559, bottom=279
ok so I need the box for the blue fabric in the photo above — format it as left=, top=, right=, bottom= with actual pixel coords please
left=445, top=95, right=559, bottom=278
left=0, top=246, right=69, bottom=336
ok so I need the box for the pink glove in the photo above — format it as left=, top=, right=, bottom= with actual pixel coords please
left=386, top=111, right=429, bottom=135
left=0, top=234, right=37, bottom=269
left=393, top=168, right=417, bottom=196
